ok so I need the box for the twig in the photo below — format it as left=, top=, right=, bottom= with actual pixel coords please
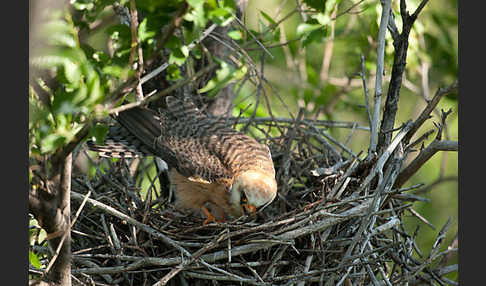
left=145, top=2, right=188, bottom=68
left=153, top=229, right=228, bottom=285
left=403, top=81, right=458, bottom=144
left=229, top=116, right=370, bottom=130
left=183, top=271, right=268, bottom=286
left=108, top=62, right=217, bottom=114
left=368, top=0, right=392, bottom=157
left=128, top=0, right=144, bottom=100
left=360, top=54, right=372, bottom=127
left=71, top=191, right=191, bottom=257
left=328, top=155, right=361, bottom=199
left=359, top=121, right=412, bottom=192
left=394, top=140, right=458, bottom=188
left=242, top=8, right=299, bottom=51
left=140, top=24, right=218, bottom=85
left=47, top=168, right=86, bottom=277
left=233, top=14, right=273, bottom=59
left=408, top=208, right=436, bottom=230
left=406, top=129, right=434, bottom=151
left=413, top=175, right=458, bottom=195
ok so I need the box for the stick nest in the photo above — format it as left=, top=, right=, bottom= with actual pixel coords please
left=69, top=116, right=455, bottom=286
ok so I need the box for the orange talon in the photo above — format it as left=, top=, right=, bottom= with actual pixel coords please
left=201, top=206, right=217, bottom=225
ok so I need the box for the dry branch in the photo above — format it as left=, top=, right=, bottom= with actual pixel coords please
left=377, top=0, right=433, bottom=153
left=403, top=81, right=458, bottom=145
left=369, top=0, right=392, bottom=156
left=394, top=140, right=458, bottom=188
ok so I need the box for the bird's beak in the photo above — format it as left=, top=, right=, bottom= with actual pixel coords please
left=242, top=204, right=256, bottom=216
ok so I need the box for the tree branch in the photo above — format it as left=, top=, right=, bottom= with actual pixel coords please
left=394, top=140, right=458, bottom=188
left=46, top=152, right=72, bottom=286
left=107, top=62, right=217, bottom=114
left=368, top=0, right=392, bottom=157
left=403, top=81, right=458, bottom=145
left=377, top=0, right=431, bottom=154
left=128, top=0, right=144, bottom=101
left=29, top=153, right=73, bottom=285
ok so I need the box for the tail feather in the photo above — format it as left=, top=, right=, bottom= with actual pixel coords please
left=86, top=125, right=152, bottom=158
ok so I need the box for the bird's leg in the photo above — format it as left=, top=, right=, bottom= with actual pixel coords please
left=201, top=202, right=228, bottom=224
left=201, top=206, right=217, bottom=225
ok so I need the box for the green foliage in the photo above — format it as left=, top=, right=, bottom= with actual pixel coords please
left=227, top=29, right=243, bottom=40
left=303, top=0, right=328, bottom=12
left=89, top=123, right=110, bottom=145
left=29, top=0, right=241, bottom=158
left=29, top=250, right=43, bottom=269
left=30, top=11, right=105, bottom=155
left=199, top=60, right=248, bottom=97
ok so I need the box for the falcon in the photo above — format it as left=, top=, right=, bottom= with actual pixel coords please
left=87, top=96, right=277, bottom=224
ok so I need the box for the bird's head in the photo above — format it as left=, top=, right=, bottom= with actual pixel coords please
left=228, top=170, right=277, bottom=217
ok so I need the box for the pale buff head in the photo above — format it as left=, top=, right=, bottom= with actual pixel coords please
left=228, top=170, right=278, bottom=217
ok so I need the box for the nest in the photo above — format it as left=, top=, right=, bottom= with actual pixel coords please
left=68, top=116, right=455, bottom=286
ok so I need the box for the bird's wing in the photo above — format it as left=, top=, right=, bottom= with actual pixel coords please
left=86, top=125, right=152, bottom=158
left=162, top=96, right=275, bottom=178
left=88, top=96, right=274, bottom=183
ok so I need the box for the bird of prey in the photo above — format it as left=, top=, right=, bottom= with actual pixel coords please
left=87, top=96, right=277, bottom=224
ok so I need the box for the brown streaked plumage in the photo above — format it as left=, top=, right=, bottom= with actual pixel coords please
left=87, top=96, right=277, bottom=223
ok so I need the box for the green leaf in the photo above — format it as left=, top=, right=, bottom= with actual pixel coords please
left=303, top=0, right=327, bottom=12
left=312, top=13, right=331, bottom=26
left=180, top=45, right=189, bottom=57
left=208, top=7, right=234, bottom=26
left=89, top=123, right=109, bottom=145
left=228, top=30, right=242, bottom=40
left=63, top=59, right=82, bottom=85
left=49, top=33, right=77, bottom=48
left=296, top=23, right=321, bottom=37
left=199, top=61, right=247, bottom=96
left=169, top=46, right=189, bottom=66
left=72, top=2, right=94, bottom=11
left=30, top=54, right=69, bottom=69
left=138, top=18, right=156, bottom=42
left=165, top=35, right=182, bottom=49
left=260, top=10, right=277, bottom=26
left=85, top=74, right=102, bottom=105
left=165, top=64, right=182, bottom=81
left=187, top=0, right=205, bottom=8
left=184, top=0, right=206, bottom=28
left=41, top=133, right=66, bottom=154
left=102, top=65, right=131, bottom=79
left=302, top=26, right=328, bottom=47
left=29, top=250, right=42, bottom=269
left=56, top=99, right=79, bottom=114
left=234, top=97, right=268, bottom=118
left=41, top=20, right=76, bottom=47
